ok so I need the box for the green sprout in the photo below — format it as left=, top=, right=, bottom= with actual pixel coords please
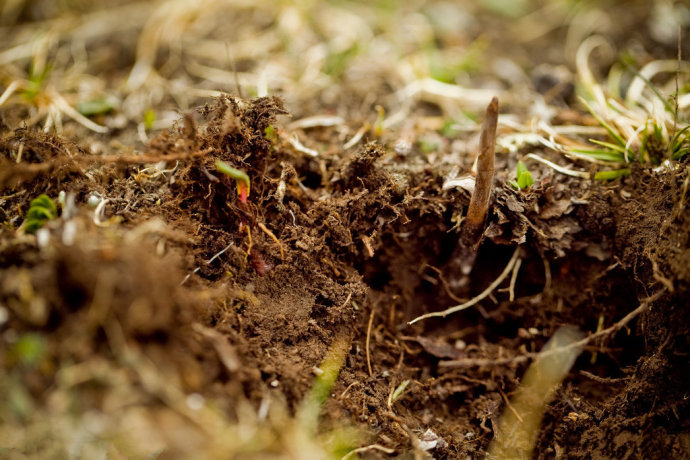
left=373, top=105, right=385, bottom=137
left=143, top=109, right=156, bottom=130
left=76, top=96, right=117, bottom=117
left=21, top=64, right=51, bottom=102
left=418, top=136, right=439, bottom=153
left=389, top=380, right=410, bottom=405
left=324, top=43, right=360, bottom=79
left=264, top=124, right=275, bottom=141
left=593, top=169, right=630, bottom=180
left=440, top=120, right=461, bottom=138
left=215, top=160, right=250, bottom=203
left=510, top=160, right=535, bottom=190
left=24, top=194, right=58, bottom=234
left=12, top=334, right=46, bottom=367
left=670, top=125, right=690, bottom=160
left=297, top=333, right=355, bottom=459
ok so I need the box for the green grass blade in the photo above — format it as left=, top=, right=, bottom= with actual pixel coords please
left=621, top=60, right=675, bottom=115
left=579, top=96, right=627, bottom=147
left=594, top=169, right=630, bottom=180
left=588, top=139, right=627, bottom=154
left=670, top=125, right=690, bottom=152
left=569, top=148, right=626, bottom=163
left=673, top=147, right=689, bottom=160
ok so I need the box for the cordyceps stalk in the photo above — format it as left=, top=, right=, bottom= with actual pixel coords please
left=451, top=97, right=499, bottom=278
left=463, top=96, right=498, bottom=246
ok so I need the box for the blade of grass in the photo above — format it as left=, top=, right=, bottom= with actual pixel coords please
left=673, top=147, right=689, bottom=160
left=670, top=125, right=690, bottom=156
left=621, top=59, right=675, bottom=114
left=594, top=169, right=630, bottom=180
left=297, top=333, right=351, bottom=436
left=579, top=96, right=627, bottom=148
left=568, top=148, right=626, bottom=163
left=588, top=139, right=627, bottom=154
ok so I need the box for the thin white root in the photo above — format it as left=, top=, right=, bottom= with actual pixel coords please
left=341, top=444, right=395, bottom=460
left=287, top=134, right=319, bottom=157
left=509, top=257, right=522, bottom=302
left=0, top=81, right=20, bottom=107
left=408, top=247, right=521, bottom=325
left=288, top=115, right=344, bottom=130
left=440, top=289, right=666, bottom=368
left=53, top=93, right=108, bottom=133
left=344, top=123, right=368, bottom=149
left=524, top=153, right=589, bottom=178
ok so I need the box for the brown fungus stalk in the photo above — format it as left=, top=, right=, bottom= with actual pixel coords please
left=448, top=96, right=499, bottom=278
left=462, top=96, right=498, bottom=248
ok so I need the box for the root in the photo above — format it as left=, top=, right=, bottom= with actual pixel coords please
left=439, top=289, right=667, bottom=368
left=409, top=247, right=521, bottom=325
left=366, top=309, right=375, bottom=377
left=257, top=222, right=284, bottom=262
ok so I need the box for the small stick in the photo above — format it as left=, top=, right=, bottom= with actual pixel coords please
left=366, top=309, right=375, bottom=377
left=244, top=224, right=253, bottom=262
left=0, top=148, right=215, bottom=187
left=257, top=222, right=284, bottom=261
left=439, top=289, right=666, bottom=368
left=461, top=96, right=498, bottom=248
left=509, top=257, right=522, bottom=302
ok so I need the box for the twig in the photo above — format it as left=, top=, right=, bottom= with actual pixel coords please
left=244, top=224, right=253, bottom=262
left=287, top=115, right=344, bottom=130
left=192, top=323, right=240, bottom=373
left=341, top=444, right=395, bottom=460
left=257, top=222, right=284, bottom=262
left=344, top=123, right=369, bottom=149
left=1, top=148, right=215, bottom=186
left=409, top=247, right=521, bottom=325
left=509, top=257, right=522, bottom=302
left=366, top=309, right=375, bottom=377
left=579, top=370, right=629, bottom=384
left=498, top=386, right=523, bottom=423
left=439, top=289, right=666, bottom=367
left=424, top=265, right=465, bottom=303
left=0, top=81, right=20, bottom=106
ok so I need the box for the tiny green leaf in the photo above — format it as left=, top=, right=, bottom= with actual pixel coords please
left=391, top=379, right=410, bottom=403
left=13, top=334, right=46, bottom=367
left=594, top=168, right=630, bottom=180
left=215, top=160, right=251, bottom=203
left=76, top=97, right=117, bottom=116
left=144, top=109, right=156, bottom=130
left=264, top=125, right=275, bottom=141
left=24, top=194, right=57, bottom=234
left=30, top=195, right=57, bottom=217
left=515, top=161, right=534, bottom=190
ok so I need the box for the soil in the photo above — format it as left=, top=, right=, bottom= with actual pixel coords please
left=1, top=2, right=689, bottom=459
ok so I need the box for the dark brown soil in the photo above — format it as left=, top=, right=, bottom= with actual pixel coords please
left=1, top=2, right=690, bottom=459
left=1, top=92, right=689, bottom=459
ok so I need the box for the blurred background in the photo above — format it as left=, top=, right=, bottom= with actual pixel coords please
left=1, top=0, right=688, bottom=142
